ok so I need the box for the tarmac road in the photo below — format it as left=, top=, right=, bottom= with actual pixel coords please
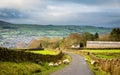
left=50, top=53, right=94, bottom=75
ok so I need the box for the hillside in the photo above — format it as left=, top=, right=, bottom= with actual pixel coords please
left=0, top=20, right=12, bottom=25
left=0, top=20, right=112, bottom=48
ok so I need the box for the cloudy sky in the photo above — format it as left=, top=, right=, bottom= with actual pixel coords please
left=0, top=0, right=120, bottom=27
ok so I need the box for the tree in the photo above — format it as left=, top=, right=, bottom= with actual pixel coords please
left=109, top=28, right=120, bottom=41
left=28, top=39, right=43, bottom=50
left=81, top=32, right=94, bottom=46
left=94, top=32, right=99, bottom=40
left=98, top=34, right=110, bottom=41
left=63, top=33, right=82, bottom=48
left=39, top=37, right=61, bottom=49
left=59, top=37, right=65, bottom=48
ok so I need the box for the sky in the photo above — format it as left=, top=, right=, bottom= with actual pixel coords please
left=0, top=0, right=120, bottom=27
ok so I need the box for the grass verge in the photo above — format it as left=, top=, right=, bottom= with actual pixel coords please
left=82, top=50, right=120, bottom=59
left=0, top=53, right=71, bottom=75
left=0, top=62, right=43, bottom=75
left=33, top=64, right=65, bottom=75
left=79, top=50, right=116, bottom=75
left=83, top=50, right=120, bottom=53
left=83, top=55, right=110, bottom=75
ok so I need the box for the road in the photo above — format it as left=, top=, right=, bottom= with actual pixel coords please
left=50, top=53, right=94, bottom=75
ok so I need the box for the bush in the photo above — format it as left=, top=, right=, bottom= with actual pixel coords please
left=109, top=28, right=120, bottom=41
left=39, top=37, right=61, bottom=49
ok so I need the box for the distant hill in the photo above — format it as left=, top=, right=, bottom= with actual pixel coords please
left=0, top=20, right=17, bottom=29
left=0, top=20, right=12, bottom=25
left=0, top=20, right=113, bottom=48
left=0, top=20, right=112, bottom=34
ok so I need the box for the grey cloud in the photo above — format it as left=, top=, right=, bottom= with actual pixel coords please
left=0, top=9, right=28, bottom=19
left=0, top=0, right=120, bottom=27
left=46, top=0, right=119, bottom=5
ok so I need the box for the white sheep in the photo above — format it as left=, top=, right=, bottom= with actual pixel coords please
left=63, top=59, right=70, bottom=64
left=54, top=63, right=59, bottom=67
left=58, top=61, right=62, bottom=65
left=48, top=62, right=54, bottom=66
left=91, top=60, right=95, bottom=65
left=85, top=58, right=88, bottom=61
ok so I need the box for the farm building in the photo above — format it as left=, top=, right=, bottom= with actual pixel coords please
left=86, top=41, right=120, bottom=48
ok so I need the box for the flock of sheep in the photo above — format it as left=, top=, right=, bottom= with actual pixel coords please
left=48, top=59, right=70, bottom=67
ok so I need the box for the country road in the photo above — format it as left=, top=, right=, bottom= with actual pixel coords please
left=50, top=53, right=94, bottom=75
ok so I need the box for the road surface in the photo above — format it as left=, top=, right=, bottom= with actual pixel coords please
left=50, top=53, right=94, bottom=75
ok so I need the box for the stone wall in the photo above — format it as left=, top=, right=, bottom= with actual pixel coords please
left=0, top=47, right=63, bottom=63
left=89, top=53, right=120, bottom=75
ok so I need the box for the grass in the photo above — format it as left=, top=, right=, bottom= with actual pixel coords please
left=33, top=54, right=71, bottom=75
left=89, top=64, right=110, bottom=75
left=33, top=64, right=65, bottom=75
left=0, top=50, right=70, bottom=75
left=83, top=49, right=120, bottom=53
left=79, top=49, right=120, bottom=75
left=27, top=49, right=59, bottom=55
left=81, top=54, right=110, bottom=75
left=0, top=61, right=66, bottom=75
left=62, top=54, right=71, bottom=60
left=82, top=49, right=120, bottom=59
left=85, top=55, right=110, bottom=75
left=0, top=62, right=43, bottom=75
left=39, top=53, right=71, bottom=75
left=94, top=54, right=118, bottom=59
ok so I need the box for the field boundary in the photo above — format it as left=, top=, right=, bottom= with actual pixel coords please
left=0, top=47, right=64, bottom=63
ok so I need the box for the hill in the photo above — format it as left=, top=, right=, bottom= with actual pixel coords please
left=0, top=20, right=12, bottom=25
left=0, top=20, right=112, bottom=48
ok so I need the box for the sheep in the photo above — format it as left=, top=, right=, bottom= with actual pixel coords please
left=63, top=59, right=70, bottom=64
left=58, top=61, right=62, bottom=65
left=54, top=63, right=59, bottom=67
left=48, top=62, right=54, bottom=66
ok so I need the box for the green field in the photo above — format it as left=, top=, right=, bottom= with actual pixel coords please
left=83, top=50, right=120, bottom=53
left=83, top=50, right=120, bottom=59
left=27, top=50, right=59, bottom=55
left=63, top=49, right=120, bottom=54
